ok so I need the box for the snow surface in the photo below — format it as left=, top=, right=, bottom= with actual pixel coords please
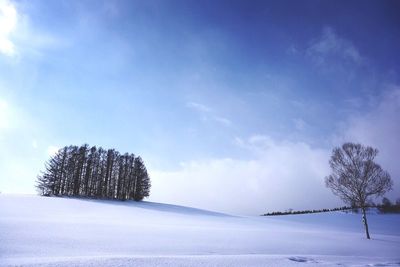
left=0, top=195, right=399, bottom=266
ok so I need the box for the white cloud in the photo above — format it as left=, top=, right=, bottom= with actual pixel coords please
left=307, top=27, right=363, bottom=65
left=0, top=0, right=69, bottom=59
left=186, top=101, right=232, bottom=126
left=150, top=136, right=336, bottom=215
left=0, top=0, right=17, bottom=56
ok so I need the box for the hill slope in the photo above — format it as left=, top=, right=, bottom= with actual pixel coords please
left=0, top=195, right=399, bottom=266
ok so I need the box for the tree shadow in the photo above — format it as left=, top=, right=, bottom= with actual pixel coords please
left=61, top=196, right=235, bottom=218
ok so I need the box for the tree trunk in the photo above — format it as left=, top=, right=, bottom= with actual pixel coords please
left=361, top=207, right=371, bottom=239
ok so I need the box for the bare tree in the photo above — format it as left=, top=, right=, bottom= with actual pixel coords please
left=325, top=143, right=393, bottom=239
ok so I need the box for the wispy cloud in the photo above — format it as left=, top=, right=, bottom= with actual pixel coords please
left=293, top=118, right=307, bottom=131
left=307, top=27, right=363, bottom=65
left=102, top=1, right=120, bottom=17
left=186, top=101, right=232, bottom=126
left=0, top=0, right=17, bottom=56
left=0, top=0, right=70, bottom=59
left=234, top=135, right=275, bottom=152
left=335, top=86, right=400, bottom=200
left=186, top=101, right=212, bottom=113
left=213, top=116, right=232, bottom=126
left=286, top=44, right=299, bottom=56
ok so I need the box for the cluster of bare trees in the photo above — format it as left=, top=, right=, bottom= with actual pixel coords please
left=36, top=144, right=151, bottom=201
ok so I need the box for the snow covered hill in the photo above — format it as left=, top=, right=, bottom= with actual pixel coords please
left=0, top=195, right=399, bottom=266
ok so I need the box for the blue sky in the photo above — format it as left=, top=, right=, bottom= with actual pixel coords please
left=1, top=0, right=399, bottom=214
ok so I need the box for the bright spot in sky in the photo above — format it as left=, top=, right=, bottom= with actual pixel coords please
left=32, top=140, right=38, bottom=149
left=47, top=146, right=59, bottom=157
left=0, top=0, right=17, bottom=56
left=0, top=98, right=7, bottom=109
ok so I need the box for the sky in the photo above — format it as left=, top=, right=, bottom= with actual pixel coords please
left=0, top=0, right=399, bottom=215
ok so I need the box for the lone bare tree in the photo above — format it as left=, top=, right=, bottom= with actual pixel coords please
left=325, top=143, right=393, bottom=239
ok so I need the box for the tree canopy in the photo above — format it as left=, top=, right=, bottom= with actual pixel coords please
left=36, top=144, right=151, bottom=201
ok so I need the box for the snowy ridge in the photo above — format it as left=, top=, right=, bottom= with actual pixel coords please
left=0, top=195, right=399, bottom=266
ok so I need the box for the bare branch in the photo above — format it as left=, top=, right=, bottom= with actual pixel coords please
left=324, top=142, right=393, bottom=239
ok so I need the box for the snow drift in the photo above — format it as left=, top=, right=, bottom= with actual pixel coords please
left=0, top=195, right=399, bottom=266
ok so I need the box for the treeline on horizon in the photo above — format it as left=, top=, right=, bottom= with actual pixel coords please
left=262, top=198, right=400, bottom=216
left=377, top=197, right=400, bottom=213
left=36, top=144, right=151, bottom=201
left=262, top=206, right=354, bottom=216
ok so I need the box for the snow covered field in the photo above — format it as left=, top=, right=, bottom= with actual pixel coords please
left=0, top=195, right=399, bottom=266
